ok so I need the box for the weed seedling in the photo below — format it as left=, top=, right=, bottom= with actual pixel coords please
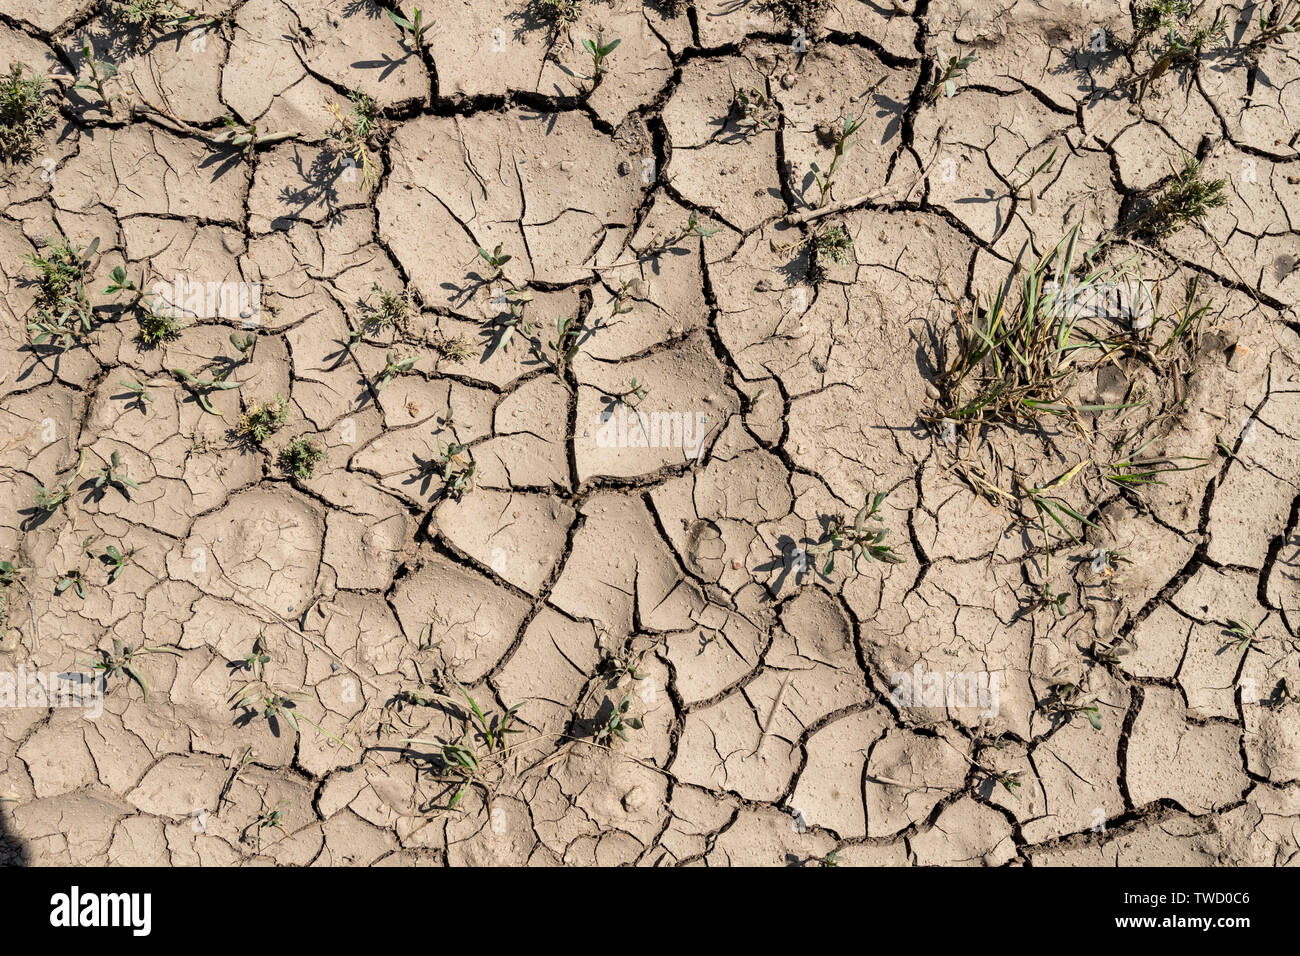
left=277, top=436, right=325, bottom=479
left=532, top=0, right=583, bottom=25
left=237, top=395, right=290, bottom=446
left=1105, top=436, right=1208, bottom=486
left=25, top=237, right=99, bottom=352
left=430, top=331, right=476, bottom=364
left=210, top=115, right=296, bottom=160
left=431, top=440, right=478, bottom=501
left=731, top=86, right=778, bottom=136
left=806, top=491, right=906, bottom=576
left=1248, top=1, right=1300, bottom=48
left=34, top=449, right=87, bottom=513
left=1012, top=146, right=1057, bottom=215
left=73, top=45, right=120, bottom=114
left=231, top=636, right=271, bottom=682
left=99, top=543, right=133, bottom=584
left=818, top=850, right=841, bottom=867
left=1223, top=617, right=1268, bottom=664
left=613, top=377, right=649, bottom=409
left=593, top=692, right=643, bottom=746
left=355, top=283, right=413, bottom=340
left=171, top=366, right=245, bottom=416
left=560, top=37, right=621, bottom=89
left=110, top=0, right=206, bottom=33
left=231, top=686, right=355, bottom=751
left=387, top=5, right=428, bottom=48
left=91, top=637, right=183, bottom=700
left=812, top=224, right=854, bottom=274
left=1041, top=681, right=1103, bottom=730
left=55, top=569, right=86, bottom=600
left=92, top=450, right=140, bottom=497
left=326, top=90, right=379, bottom=189
left=809, top=112, right=866, bottom=208
left=1265, top=677, right=1298, bottom=709
left=477, top=244, right=512, bottom=282
left=925, top=52, right=978, bottom=104
left=135, top=303, right=183, bottom=347
left=0, top=62, right=54, bottom=162
left=1133, top=153, right=1226, bottom=236
left=377, top=352, right=418, bottom=388
left=242, top=799, right=290, bottom=849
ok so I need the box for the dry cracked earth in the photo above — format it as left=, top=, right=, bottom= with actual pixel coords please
left=0, top=0, right=1298, bottom=868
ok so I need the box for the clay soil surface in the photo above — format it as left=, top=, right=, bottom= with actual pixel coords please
left=1, top=0, right=1298, bottom=867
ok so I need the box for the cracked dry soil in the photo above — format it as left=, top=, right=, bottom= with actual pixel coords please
left=0, top=0, right=1298, bottom=868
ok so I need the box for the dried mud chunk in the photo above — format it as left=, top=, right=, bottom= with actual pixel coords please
left=10, top=793, right=129, bottom=866
left=911, top=797, right=1016, bottom=866
left=706, top=806, right=835, bottom=867
left=1126, top=685, right=1248, bottom=814
left=18, top=713, right=97, bottom=798
left=495, top=607, right=599, bottom=733
left=790, top=708, right=892, bottom=840
left=169, top=487, right=325, bottom=617
left=127, top=753, right=228, bottom=818
left=864, top=727, right=969, bottom=837
left=389, top=553, right=529, bottom=683
left=674, top=690, right=801, bottom=802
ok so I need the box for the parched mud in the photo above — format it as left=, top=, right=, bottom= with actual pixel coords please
left=0, top=0, right=1297, bottom=867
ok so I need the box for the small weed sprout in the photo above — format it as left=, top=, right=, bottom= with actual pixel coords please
left=326, top=91, right=380, bottom=188
left=806, top=491, right=906, bottom=576
left=238, top=395, right=290, bottom=446
left=110, top=0, right=207, bottom=33
left=90, top=637, right=183, bottom=701
left=560, top=37, right=622, bottom=89
left=1248, top=1, right=1300, bottom=48
left=1135, top=0, right=1226, bottom=92
left=614, top=377, right=649, bottom=408
left=1223, top=617, right=1269, bottom=665
left=100, top=543, right=133, bottom=584
left=1134, top=153, right=1227, bottom=237
left=210, top=115, right=296, bottom=160
left=25, top=237, right=99, bottom=352
left=430, top=331, right=476, bottom=364
left=1012, top=146, right=1057, bottom=215
left=532, top=0, right=583, bottom=25
left=731, top=86, right=778, bottom=136
left=644, top=213, right=719, bottom=259
left=925, top=52, right=978, bottom=104
left=377, top=352, right=418, bottom=388
left=1041, top=681, right=1103, bottom=730
left=242, top=799, right=290, bottom=850
left=171, top=366, right=245, bottom=416
left=55, top=569, right=86, bottom=600
left=1105, top=435, right=1208, bottom=486
left=476, top=244, right=512, bottom=282
left=135, top=302, right=183, bottom=347
left=593, top=692, right=643, bottom=747
left=231, top=685, right=355, bottom=751
left=0, top=62, right=55, bottom=163
left=231, top=636, right=271, bottom=682
left=73, top=45, right=120, bottom=114
left=812, top=223, right=854, bottom=274
left=387, top=5, right=428, bottom=48
left=277, top=436, right=325, bottom=479
left=809, top=112, right=866, bottom=207
left=431, top=440, right=478, bottom=501
left=92, top=450, right=141, bottom=497
left=351, top=283, right=413, bottom=343
left=34, top=449, right=87, bottom=512
left=818, top=850, right=841, bottom=867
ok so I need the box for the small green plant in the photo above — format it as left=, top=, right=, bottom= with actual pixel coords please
left=806, top=491, right=906, bottom=576
left=92, top=450, right=141, bottom=497
left=277, top=436, right=325, bottom=479
left=1265, top=677, right=1298, bottom=708
left=171, top=366, right=245, bottom=416
left=34, top=449, right=87, bottom=512
left=1041, top=681, right=1103, bottom=730
left=326, top=91, right=380, bottom=189
left=430, top=331, right=476, bottom=364
left=352, top=283, right=412, bottom=342
left=238, top=395, right=290, bottom=446
left=644, top=213, right=719, bottom=259
left=1223, top=617, right=1268, bottom=665
left=560, top=36, right=622, bottom=89
left=387, top=5, right=428, bottom=48
left=731, top=86, right=777, bottom=135
left=231, top=685, right=355, bottom=751
left=100, top=543, right=133, bottom=584
left=231, top=636, right=271, bottom=682
left=25, top=237, right=99, bottom=352
left=0, top=62, right=55, bottom=162
left=813, top=224, right=853, bottom=267
left=110, top=0, right=207, bottom=32
left=593, top=692, right=643, bottom=747
left=1135, top=0, right=1226, bottom=93
left=377, top=352, right=418, bottom=388
left=431, top=440, right=478, bottom=501
left=1133, top=153, right=1227, bottom=237
left=541, top=313, right=585, bottom=380
left=55, top=569, right=86, bottom=600
left=532, top=0, right=583, bottom=24
left=210, top=115, right=296, bottom=160
left=90, top=637, right=183, bottom=701
left=1012, top=146, right=1057, bottom=215
left=1248, top=1, right=1300, bottom=48
left=809, top=112, right=867, bottom=207
left=1105, top=436, right=1208, bottom=486
left=242, top=799, right=290, bottom=850
left=136, top=303, right=183, bottom=347
left=614, top=377, right=649, bottom=409
left=73, top=45, right=120, bottom=114
left=818, top=850, right=840, bottom=867
left=476, top=244, right=512, bottom=281
left=103, top=265, right=147, bottom=304
left=925, top=51, right=977, bottom=104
